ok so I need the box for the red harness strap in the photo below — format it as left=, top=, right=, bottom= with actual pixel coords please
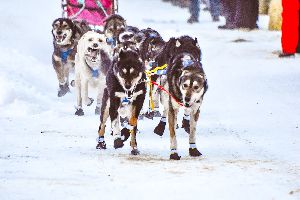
left=151, top=80, right=184, bottom=107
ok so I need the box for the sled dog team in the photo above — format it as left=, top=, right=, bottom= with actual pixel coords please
left=51, top=14, right=208, bottom=160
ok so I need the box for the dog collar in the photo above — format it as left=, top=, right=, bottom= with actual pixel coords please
left=106, top=37, right=116, bottom=48
left=60, top=48, right=72, bottom=63
left=88, top=67, right=99, bottom=78
left=121, top=90, right=133, bottom=105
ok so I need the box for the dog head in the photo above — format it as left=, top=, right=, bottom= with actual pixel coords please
left=113, top=49, right=144, bottom=91
left=114, top=40, right=139, bottom=57
left=52, top=18, right=76, bottom=46
left=104, top=14, right=126, bottom=41
left=78, top=31, right=109, bottom=68
left=118, top=26, right=139, bottom=43
left=165, top=36, right=202, bottom=64
left=171, top=54, right=207, bottom=108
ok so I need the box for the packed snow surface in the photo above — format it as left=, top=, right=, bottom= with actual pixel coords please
left=0, top=0, right=299, bottom=199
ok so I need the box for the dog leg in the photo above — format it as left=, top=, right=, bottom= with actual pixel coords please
left=96, top=88, right=109, bottom=149
left=110, top=97, right=123, bottom=149
left=129, top=92, right=145, bottom=155
left=154, top=108, right=167, bottom=136
left=53, top=59, right=69, bottom=97
left=129, top=106, right=139, bottom=155
left=168, top=105, right=180, bottom=160
left=81, top=79, right=93, bottom=106
left=95, top=86, right=104, bottom=115
left=182, top=109, right=190, bottom=134
left=154, top=81, right=168, bottom=136
left=189, top=109, right=202, bottom=157
left=75, top=73, right=84, bottom=116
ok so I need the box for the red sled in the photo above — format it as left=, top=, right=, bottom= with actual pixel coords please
left=61, top=0, right=118, bottom=27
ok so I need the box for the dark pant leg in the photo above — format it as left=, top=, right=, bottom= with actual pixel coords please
left=209, top=0, right=221, bottom=18
left=297, top=9, right=300, bottom=53
left=222, top=0, right=236, bottom=26
left=189, top=0, right=200, bottom=19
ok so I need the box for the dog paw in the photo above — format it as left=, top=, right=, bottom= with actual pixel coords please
left=154, top=121, right=166, bottom=136
left=95, top=106, right=100, bottom=115
left=121, top=128, right=130, bottom=142
left=87, top=98, right=94, bottom=106
left=189, top=148, right=202, bottom=157
left=75, top=108, right=84, bottom=116
left=182, top=118, right=190, bottom=134
left=70, top=80, right=75, bottom=87
left=96, top=141, right=107, bottom=149
left=131, top=148, right=140, bottom=155
left=152, top=110, right=162, bottom=117
left=114, top=138, right=124, bottom=149
left=57, top=83, right=70, bottom=97
left=170, top=152, right=181, bottom=160
left=144, top=111, right=154, bottom=120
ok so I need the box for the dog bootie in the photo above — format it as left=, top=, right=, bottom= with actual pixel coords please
left=181, top=114, right=190, bottom=134
left=170, top=152, right=181, bottom=160
left=121, top=128, right=130, bottom=142
left=96, top=137, right=107, bottom=149
left=95, top=106, right=101, bottom=115
left=87, top=97, right=94, bottom=106
left=75, top=108, right=84, bottom=116
left=114, top=138, right=124, bottom=149
left=131, top=148, right=140, bottom=155
left=154, top=117, right=166, bottom=136
left=152, top=110, right=162, bottom=117
left=189, top=148, right=202, bottom=157
left=57, top=83, right=70, bottom=97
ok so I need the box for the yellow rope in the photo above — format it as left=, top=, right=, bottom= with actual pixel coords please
left=145, top=64, right=168, bottom=111
left=145, top=64, right=168, bottom=76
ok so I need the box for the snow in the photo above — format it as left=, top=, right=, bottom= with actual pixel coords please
left=1, top=0, right=300, bottom=199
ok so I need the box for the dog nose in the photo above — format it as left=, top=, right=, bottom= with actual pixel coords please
left=125, top=84, right=131, bottom=90
left=57, top=30, right=62, bottom=35
left=185, top=97, right=191, bottom=102
left=93, top=43, right=98, bottom=48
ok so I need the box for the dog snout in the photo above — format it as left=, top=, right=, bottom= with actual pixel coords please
left=185, top=96, right=191, bottom=102
left=57, top=30, right=63, bottom=35
left=93, top=43, right=98, bottom=48
left=125, top=83, right=131, bottom=90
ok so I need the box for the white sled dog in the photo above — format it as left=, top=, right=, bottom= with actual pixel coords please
left=74, top=31, right=112, bottom=116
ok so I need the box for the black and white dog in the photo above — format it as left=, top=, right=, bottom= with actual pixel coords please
left=51, top=18, right=89, bottom=97
left=96, top=48, right=146, bottom=155
left=153, top=36, right=208, bottom=160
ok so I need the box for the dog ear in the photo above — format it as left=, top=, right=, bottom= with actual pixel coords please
left=176, top=40, right=181, bottom=48
left=119, top=49, right=125, bottom=59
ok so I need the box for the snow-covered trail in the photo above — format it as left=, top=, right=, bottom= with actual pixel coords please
left=1, top=0, right=300, bottom=199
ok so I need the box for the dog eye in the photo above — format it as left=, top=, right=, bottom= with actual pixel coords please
left=63, top=24, right=68, bottom=28
left=99, top=39, right=103, bottom=42
left=88, top=38, right=93, bottom=42
left=183, top=84, right=189, bottom=88
left=194, top=86, right=199, bottom=90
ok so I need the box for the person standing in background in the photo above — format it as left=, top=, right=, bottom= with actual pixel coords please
left=188, top=0, right=200, bottom=23
left=218, top=0, right=258, bottom=30
left=218, top=0, right=237, bottom=29
left=209, top=0, right=221, bottom=21
left=279, top=0, right=300, bottom=57
left=187, top=0, right=220, bottom=23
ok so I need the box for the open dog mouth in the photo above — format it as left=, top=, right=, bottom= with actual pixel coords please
left=55, top=34, right=67, bottom=42
left=86, top=48, right=100, bottom=63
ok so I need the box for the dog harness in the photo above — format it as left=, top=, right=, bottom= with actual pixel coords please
left=60, top=48, right=73, bottom=63
left=106, top=37, right=116, bottom=48
left=90, top=68, right=99, bottom=78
